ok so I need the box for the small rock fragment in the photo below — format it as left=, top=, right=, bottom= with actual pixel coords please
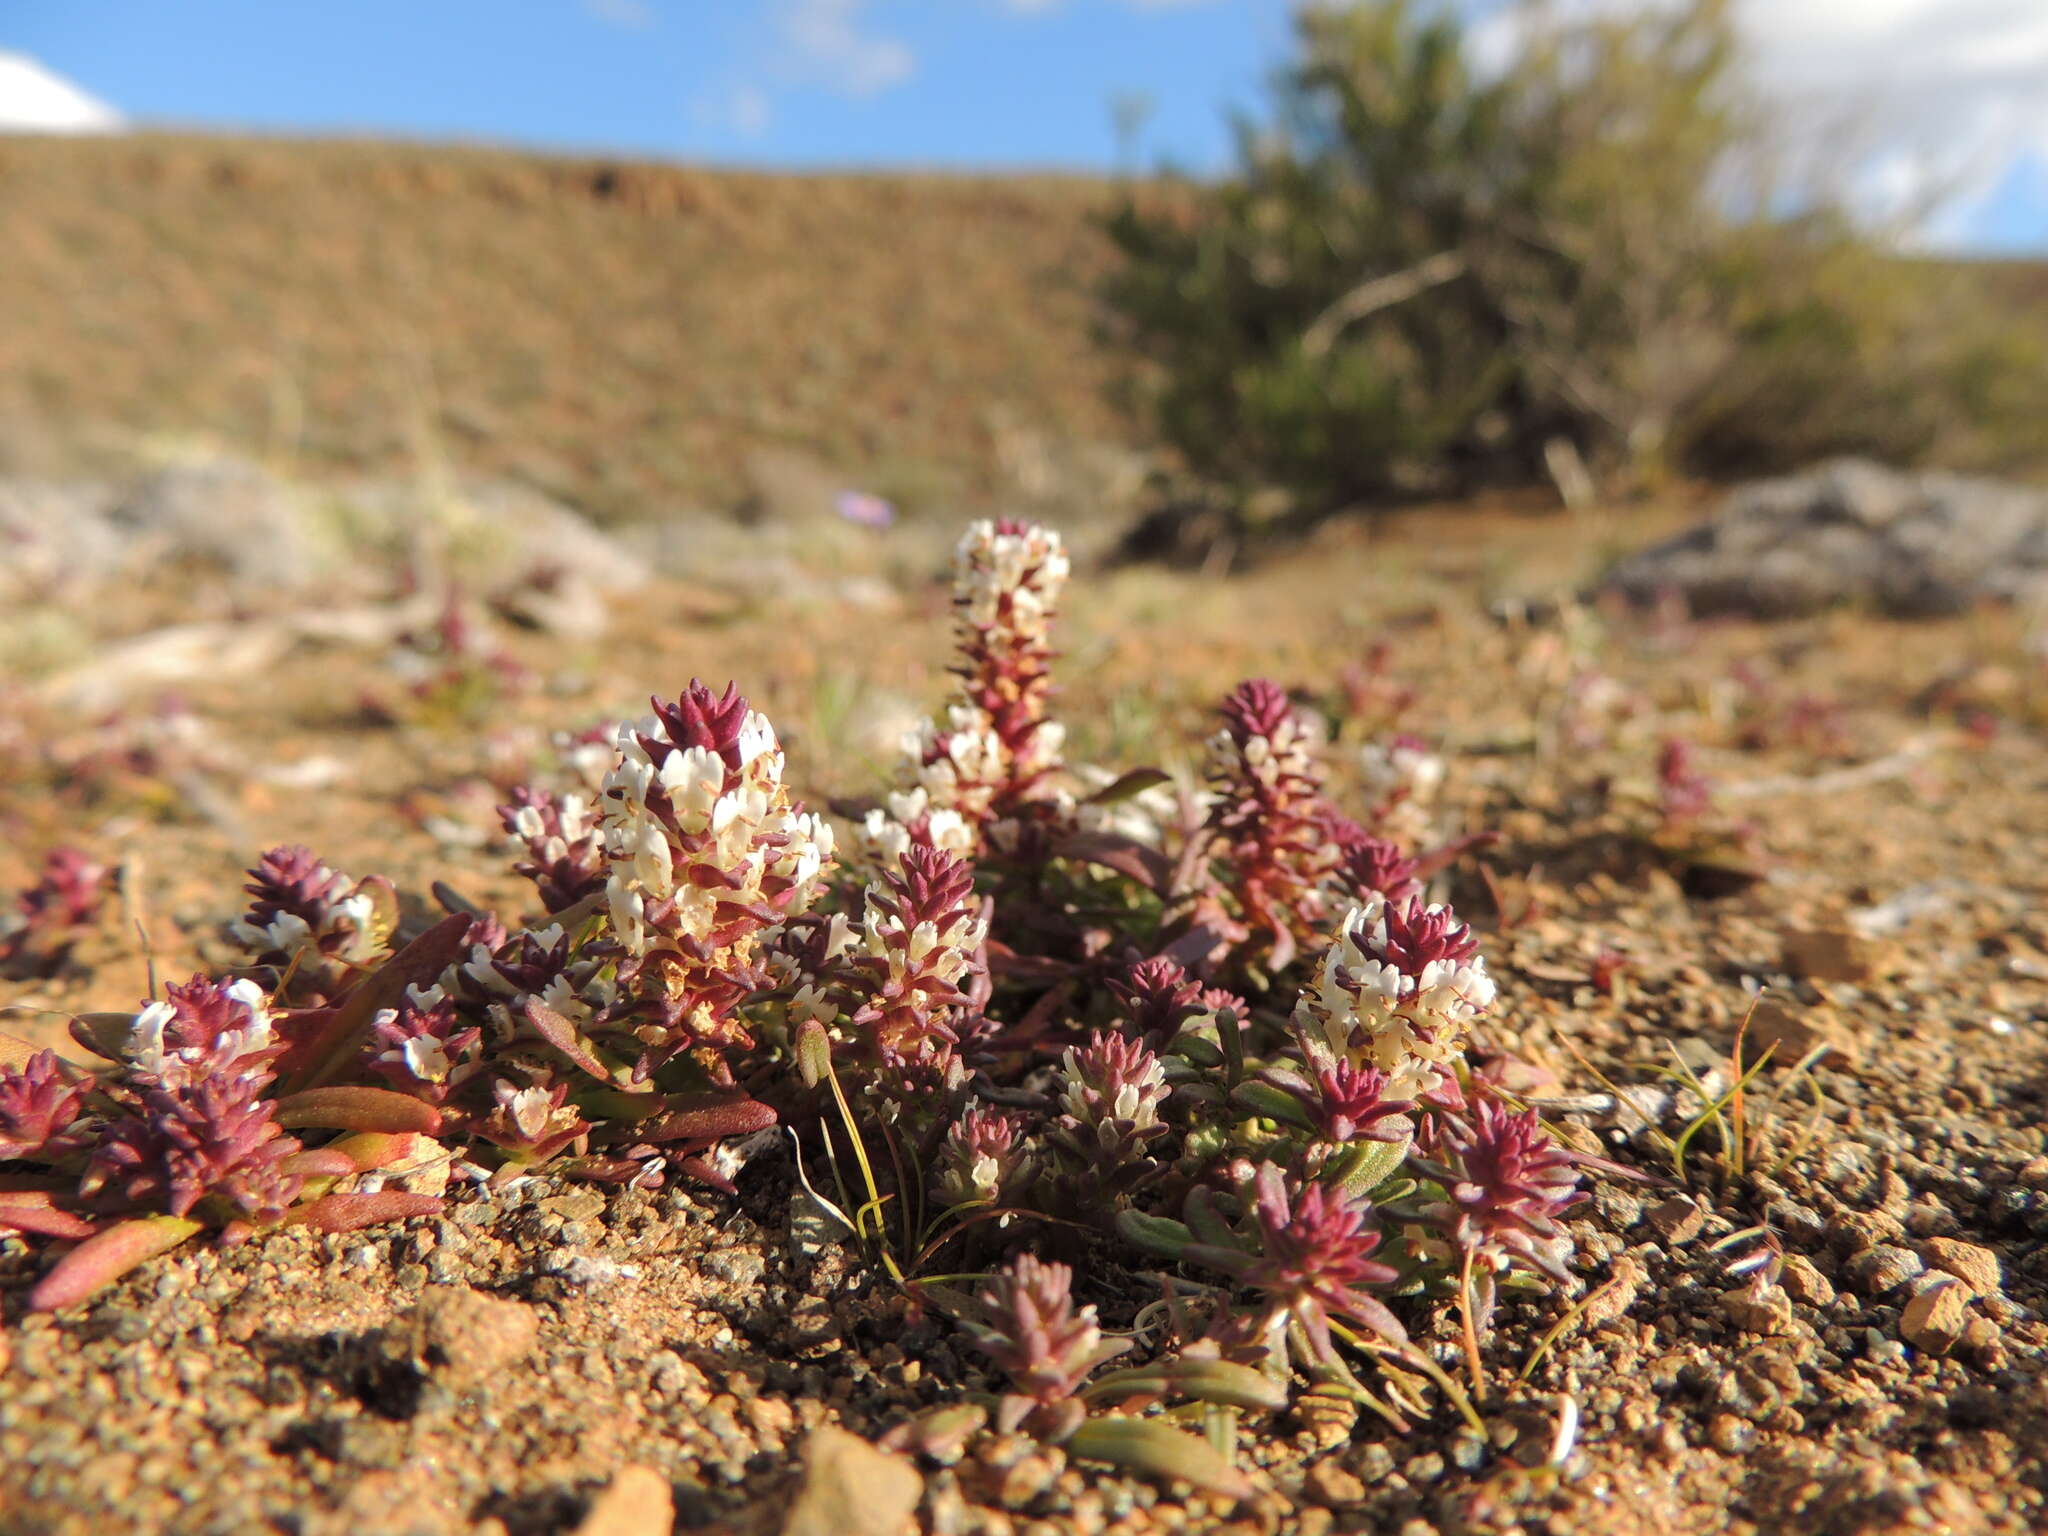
left=1305, top=1460, right=1366, bottom=1508
left=1923, top=1237, right=2000, bottom=1296
left=1721, top=1285, right=1795, bottom=1336
left=409, top=1286, right=539, bottom=1393
left=1847, top=1245, right=1924, bottom=1296
left=783, top=1425, right=923, bottom=1536
left=1779, top=1256, right=1835, bottom=1308
left=1900, top=1281, right=1969, bottom=1355
left=1780, top=926, right=1882, bottom=984
left=1745, top=999, right=1856, bottom=1068
left=1647, top=1197, right=1705, bottom=1244
left=574, top=1466, right=673, bottom=1536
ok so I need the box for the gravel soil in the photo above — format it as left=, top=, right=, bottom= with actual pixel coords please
left=4, top=507, right=2046, bottom=1536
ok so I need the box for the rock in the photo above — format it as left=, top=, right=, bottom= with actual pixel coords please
left=1900, top=1281, right=1969, bottom=1355
left=573, top=1467, right=673, bottom=1536
left=1780, top=1257, right=1836, bottom=1308
left=1746, top=998, right=1857, bottom=1068
left=1847, top=1245, right=1925, bottom=1296
left=1779, top=928, right=1885, bottom=986
left=112, top=457, right=323, bottom=587
left=1721, top=1285, right=1796, bottom=1336
left=1304, top=1460, right=1367, bottom=1508
left=1602, top=458, right=2048, bottom=618
left=1923, top=1237, right=2001, bottom=1296
left=1647, top=1197, right=1706, bottom=1244
left=407, top=1286, right=539, bottom=1393
left=782, top=1425, right=923, bottom=1536
left=0, top=479, right=124, bottom=597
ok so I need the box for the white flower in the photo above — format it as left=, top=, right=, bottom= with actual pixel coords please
left=1293, top=898, right=1493, bottom=1096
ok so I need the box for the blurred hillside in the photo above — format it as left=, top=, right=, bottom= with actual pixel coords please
left=0, top=132, right=2039, bottom=531
left=0, top=134, right=1142, bottom=525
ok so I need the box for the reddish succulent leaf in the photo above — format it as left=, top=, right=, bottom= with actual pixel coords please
left=276, top=913, right=472, bottom=1093
left=28, top=1214, right=204, bottom=1312
left=672, top=1155, right=738, bottom=1195
left=0, top=1194, right=98, bottom=1240
left=290, top=1191, right=444, bottom=1232
left=524, top=996, right=615, bottom=1079
left=277, top=1148, right=362, bottom=1179
left=1081, top=767, right=1173, bottom=807
left=67, top=1010, right=139, bottom=1063
left=274, top=1085, right=443, bottom=1135
left=638, top=1096, right=777, bottom=1144
left=327, top=1130, right=436, bottom=1173
left=1052, top=832, right=1175, bottom=894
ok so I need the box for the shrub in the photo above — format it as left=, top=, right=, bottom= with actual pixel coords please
left=1100, top=0, right=2046, bottom=513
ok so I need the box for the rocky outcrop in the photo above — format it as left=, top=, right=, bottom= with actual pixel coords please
left=1604, top=459, right=2048, bottom=617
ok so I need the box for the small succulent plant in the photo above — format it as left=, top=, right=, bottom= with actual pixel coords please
left=0, top=846, right=114, bottom=979
left=2, top=515, right=1634, bottom=1504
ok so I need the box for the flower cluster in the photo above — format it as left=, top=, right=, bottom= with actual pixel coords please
left=1415, top=1098, right=1586, bottom=1285
left=933, top=1104, right=1030, bottom=1210
left=1107, top=955, right=1244, bottom=1048
left=1655, top=736, right=1714, bottom=825
left=228, top=845, right=396, bottom=1001
left=500, top=785, right=607, bottom=914
left=0, top=846, right=113, bottom=978
left=1326, top=824, right=1422, bottom=906
left=1267, top=1061, right=1413, bottom=1147
left=964, top=1253, right=1130, bottom=1439
left=1358, top=733, right=1445, bottom=849
left=1183, top=1164, right=1405, bottom=1365
left=84, top=1071, right=305, bottom=1223
left=365, top=991, right=483, bottom=1106
left=123, top=975, right=281, bottom=1087
left=1048, top=1031, right=1170, bottom=1190
left=1205, top=680, right=1338, bottom=964
left=862, top=521, right=1072, bottom=863
left=846, top=846, right=988, bottom=1055
left=599, top=680, right=835, bottom=1064
left=1293, top=895, right=1496, bottom=1097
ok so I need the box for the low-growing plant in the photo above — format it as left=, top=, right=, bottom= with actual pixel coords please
left=0, top=517, right=1637, bottom=1495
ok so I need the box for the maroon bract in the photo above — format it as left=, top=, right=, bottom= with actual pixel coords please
left=1185, top=1164, right=1406, bottom=1364
left=847, top=846, right=988, bottom=1055
left=0, top=846, right=112, bottom=977
left=85, top=1074, right=305, bottom=1222
left=1418, top=1098, right=1586, bottom=1282
left=1205, top=679, right=1338, bottom=966
left=0, top=1049, right=91, bottom=1161
left=965, top=1253, right=1130, bottom=1439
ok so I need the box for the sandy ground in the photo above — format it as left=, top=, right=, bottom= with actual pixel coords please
left=4, top=506, right=2046, bottom=1535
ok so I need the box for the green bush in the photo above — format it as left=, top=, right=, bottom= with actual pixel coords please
left=1100, top=0, right=2045, bottom=512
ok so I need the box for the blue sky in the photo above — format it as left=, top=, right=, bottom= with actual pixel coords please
left=7, top=0, right=2045, bottom=251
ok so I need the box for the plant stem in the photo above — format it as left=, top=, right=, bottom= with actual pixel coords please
left=1459, top=1244, right=1486, bottom=1398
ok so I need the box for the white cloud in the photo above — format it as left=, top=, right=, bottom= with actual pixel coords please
left=583, top=0, right=656, bottom=30
left=0, top=52, right=122, bottom=135
left=1466, top=1, right=2048, bottom=247
left=690, top=83, right=774, bottom=136
left=777, top=0, right=915, bottom=99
